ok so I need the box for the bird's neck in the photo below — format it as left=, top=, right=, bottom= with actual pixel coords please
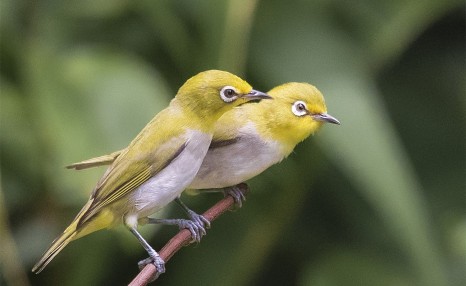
left=248, top=106, right=319, bottom=156
left=169, top=98, right=220, bottom=133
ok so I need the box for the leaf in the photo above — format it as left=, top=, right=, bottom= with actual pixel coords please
left=299, top=248, right=413, bottom=286
left=24, top=43, right=171, bottom=202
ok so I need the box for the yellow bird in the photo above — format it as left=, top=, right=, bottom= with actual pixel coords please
left=69, top=83, right=339, bottom=207
left=32, top=70, right=271, bottom=275
left=189, top=82, right=340, bottom=202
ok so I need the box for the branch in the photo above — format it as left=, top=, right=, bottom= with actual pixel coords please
left=128, top=183, right=250, bottom=286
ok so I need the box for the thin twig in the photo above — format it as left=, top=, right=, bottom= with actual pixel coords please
left=128, top=183, right=249, bottom=286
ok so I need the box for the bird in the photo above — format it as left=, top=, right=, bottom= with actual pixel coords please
left=32, top=70, right=271, bottom=275
left=189, top=82, right=340, bottom=203
left=68, top=82, right=339, bottom=206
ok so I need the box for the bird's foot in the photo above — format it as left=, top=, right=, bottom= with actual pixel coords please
left=174, top=197, right=210, bottom=241
left=146, top=216, right=209, bottom=242
left=137, top=252, right=165, bottom=281
left=184, top=212, right=210, bottom=242
left=138, top=257, right=153, bottom=270
left=224, top=183, right=249, bottom=208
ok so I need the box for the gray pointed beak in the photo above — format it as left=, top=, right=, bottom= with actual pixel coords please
left=312, top=113, right=341, bottom=125
left=244, top=89, right=272, bottom=100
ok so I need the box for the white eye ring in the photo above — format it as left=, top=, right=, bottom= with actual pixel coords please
left=292, top=101, right=308, bottom=116
left=220, top=86, right=239, bottom=103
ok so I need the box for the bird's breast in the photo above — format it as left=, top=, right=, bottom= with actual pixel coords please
left=189, top=123, right=284, bottom=189
left=130, top=130, right=212, bottom=218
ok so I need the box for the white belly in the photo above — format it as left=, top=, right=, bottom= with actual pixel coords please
left=129, top=130, right=212, bottom=219
left=189, top=125, right=283, bottom=189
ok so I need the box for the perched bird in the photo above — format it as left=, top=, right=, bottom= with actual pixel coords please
left=32, top=70, right=271, bottom=275
left=67, top=82, right=339, bottom=206
left=189, top=82, right=340, bottom=202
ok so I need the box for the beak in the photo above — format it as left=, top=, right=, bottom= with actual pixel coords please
left=312, top=113, right=341, bottom=125
left=244, top=89, right=272, bottom=100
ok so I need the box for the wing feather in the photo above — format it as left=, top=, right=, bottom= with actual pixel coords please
left=66, top=150, right=124, bottom=170
left=209, top=137, right=241, bottom=149
left=77, top=107, right=189, bottom=226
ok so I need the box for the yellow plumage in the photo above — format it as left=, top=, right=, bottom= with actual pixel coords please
left=32, top=70, right=270, bottom=274
left=65, top=82, right=339, bottom=193
left=190, top=82, right=340, bottom=189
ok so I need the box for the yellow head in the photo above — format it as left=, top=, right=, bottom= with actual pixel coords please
left=175, top=70, right=270, bottom=124
left=248, top=82, right=340, bottom=154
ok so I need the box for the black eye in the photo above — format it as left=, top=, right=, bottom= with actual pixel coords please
left=297, top=103, right=305, bottom=111
left=224, top=89, right=236, bottom=98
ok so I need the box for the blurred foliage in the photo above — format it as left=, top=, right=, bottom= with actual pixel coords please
left=0, top=0, right=464, bottom=286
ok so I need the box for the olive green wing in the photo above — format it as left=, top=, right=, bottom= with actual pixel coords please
left=77, top=131, right=187, bottom=226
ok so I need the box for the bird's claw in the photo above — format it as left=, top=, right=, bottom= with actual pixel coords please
left=179, top=215, right=209, bottom=242
left=224, top=184, right=247, bottom=208
left=187, top=209, right=211, bottom=229
left=138, top=257, right=153, bottom=270
left=138, top=254, right=165, bottom=281
left=153, top=256, right=165, bottom=274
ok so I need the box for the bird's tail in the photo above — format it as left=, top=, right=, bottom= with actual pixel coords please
left=32, top=220, right=79, bottom=273
left=32, top=199, right=105, bottom=273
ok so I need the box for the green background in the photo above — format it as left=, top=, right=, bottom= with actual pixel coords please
left=1, top=0, right=464, bottom=285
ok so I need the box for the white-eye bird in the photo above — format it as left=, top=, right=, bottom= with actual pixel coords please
left=32, top=70, right=271, bottom=275
left=66, top=83, right=339, bottom=206
left=189, top=82, right=340, bottom=202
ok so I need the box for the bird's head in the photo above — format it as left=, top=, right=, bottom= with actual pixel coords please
left=255, top=82, right=339, bottom=151
left=176, top=70, right=270, bottom=122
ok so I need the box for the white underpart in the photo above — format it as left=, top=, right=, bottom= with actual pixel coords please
left=189, top=122, right=283, bottom=189
left=125, top=130, right=212, bottom=227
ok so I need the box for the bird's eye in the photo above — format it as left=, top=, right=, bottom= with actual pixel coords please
left=292, top=101, right=308, bottom=116
left=225, top=89, right=235, bottom=97
left=220, top=86, right=239, bottom=103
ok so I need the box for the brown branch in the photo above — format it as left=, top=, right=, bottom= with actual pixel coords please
left=128, top=183, right=249, bottom=286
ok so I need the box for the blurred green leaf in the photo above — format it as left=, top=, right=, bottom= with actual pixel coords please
left=23, top=43, right=171, bottom=202
left=0, top=79, right=41, bottom=206
left=249, top=2, right=461, bottom=286
left=299, top=248, right=413, bottom=286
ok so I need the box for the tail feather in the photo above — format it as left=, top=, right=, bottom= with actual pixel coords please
left=32, top=199, right=102, bottom=273
left=32, top=224, right=78, bottom=273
